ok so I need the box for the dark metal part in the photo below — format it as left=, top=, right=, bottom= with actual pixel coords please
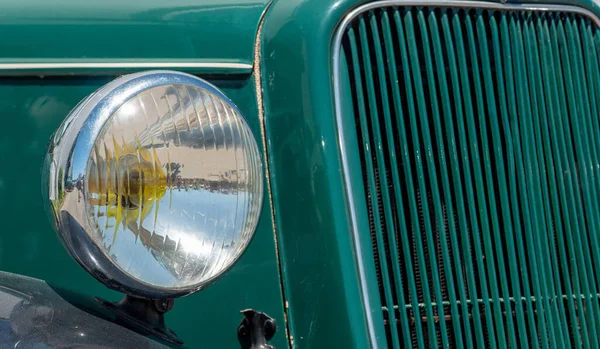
left=96, top=295, right=183, bottom=345
left=238, top=309, right=276, bottom=349
left=0, top=271, right=170, bottom=349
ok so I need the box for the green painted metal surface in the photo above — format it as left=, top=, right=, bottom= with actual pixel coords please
left=0, top=75, right=286, bottom=349
left=260, top=0, right=600, bottom=347
left=340, top=5, right=600, bottom=348
left=0, top=1, right=291, bottom=348
left=260, top=0, right=386, bottom=347
left=0, top=0, right=270, bottom=66
left=2, top=0, right=600, bottom=347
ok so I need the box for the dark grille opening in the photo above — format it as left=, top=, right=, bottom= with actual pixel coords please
left=340, top=5, right=600, bottom=348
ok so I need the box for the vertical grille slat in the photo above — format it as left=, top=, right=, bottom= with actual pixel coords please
left=487, top=13, right=532, bottom=347
left=465, top=12, right=510, bottom=348
left=365, top=11, right=411, bottom=345
left=339, top=4, right=600, bottom=348
left=499, top=13, right=545, bottom=346
left=474, top=12, right=522, bottom=348
left=546, top=14, right=597, bottom=348
left=539, top=17, right=583, bottom=347
left=425, top=10, right=475, bottom=348
left=404, top=9, right=452, bottom=347
left=524, top=14, right=573, bottom=346
left=346, top=25, right=403, bottom=347
left=428, top=9, right=476, bottom=348
left=391, top=8, right=441, bottom=345
left=555, top=16, right=600, bottom=348
left=509, top=13, right=557, bottom=348
left=536, top=14, right=589, bottom=347
left=438, top=11, right=489, bottom=348
left=380, top=10, right=429, bottom=347
left=451, top=10, right=502, bottom=346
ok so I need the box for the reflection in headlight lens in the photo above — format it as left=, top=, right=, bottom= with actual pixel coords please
left=85, top=83, right=263, bottom=290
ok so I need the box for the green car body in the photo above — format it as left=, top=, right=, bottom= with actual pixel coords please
left=2, top=0, right=600, bottom=348
left=0, top=1, right=284, bottom=348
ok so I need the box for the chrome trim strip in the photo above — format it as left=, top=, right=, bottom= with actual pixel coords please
left=332, top=1, right=600, bottom=348
left=0, top=62, right=253, bottom=70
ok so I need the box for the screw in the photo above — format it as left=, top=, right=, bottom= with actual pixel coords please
left=154, top=299, right=174, bottom=313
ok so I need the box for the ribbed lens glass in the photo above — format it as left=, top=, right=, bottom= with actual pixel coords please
left=84, top=84, right=262, bottom=289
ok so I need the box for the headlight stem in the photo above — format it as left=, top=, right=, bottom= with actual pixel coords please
left=95, top=295, right=182, bottom=346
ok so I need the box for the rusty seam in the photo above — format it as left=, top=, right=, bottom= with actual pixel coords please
left=253, top=1, right=294, bottom=348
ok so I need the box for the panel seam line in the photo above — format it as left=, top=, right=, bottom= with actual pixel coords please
left=253, top=1, right=294, bottom=348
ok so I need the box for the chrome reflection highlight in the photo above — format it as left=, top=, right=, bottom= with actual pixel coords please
left=45, top=71, right=263, bottom=297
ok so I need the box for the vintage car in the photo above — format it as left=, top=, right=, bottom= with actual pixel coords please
left=1, top=0, right=600, bottom=347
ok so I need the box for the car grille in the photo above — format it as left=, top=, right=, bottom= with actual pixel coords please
left=339, top=4, right=600, bottom=348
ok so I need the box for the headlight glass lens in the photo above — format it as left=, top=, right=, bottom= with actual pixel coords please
left=84, top=83, right=263, bottom=290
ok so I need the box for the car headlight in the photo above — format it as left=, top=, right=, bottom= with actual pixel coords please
left=44, top=71, right=263, bottom=298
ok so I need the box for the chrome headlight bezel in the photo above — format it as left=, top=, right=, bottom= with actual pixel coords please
left=44, top=70, right=263, bottom=298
